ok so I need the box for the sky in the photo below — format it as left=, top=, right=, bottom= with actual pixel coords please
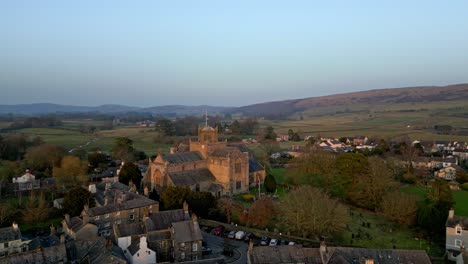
left=1, top=1, right=468, bottom=107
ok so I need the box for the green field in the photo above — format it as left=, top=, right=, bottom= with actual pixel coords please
left=402, top=185, right=468, bottom=217
left=259, top=100, right=468, bottom=142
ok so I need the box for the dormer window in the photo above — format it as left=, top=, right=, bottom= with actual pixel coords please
left=456, top=226, right=462, bottom=235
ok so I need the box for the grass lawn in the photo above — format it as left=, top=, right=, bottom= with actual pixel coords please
left=338, top=208, right=444, bottom=257
left=402, top=185, right=468, bottom=217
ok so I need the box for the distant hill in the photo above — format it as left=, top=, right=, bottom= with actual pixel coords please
left=0, top=103, right=231, bottom=116
left=230, top=83, right=468, bottom=117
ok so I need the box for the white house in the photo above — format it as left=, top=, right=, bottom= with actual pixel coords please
left=123, top=236, right=156, bottom=264
left=12, top=170, right=35, bottom=183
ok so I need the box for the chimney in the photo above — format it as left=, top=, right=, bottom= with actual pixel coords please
left=50, top=224, right=56, bottom=236
left=65, top=214, right=70, bottom=224
left=105, top=196, right=109, bottom=206
left=170, top=147, right=177, bottom=154
left=191, top=213, right=198, bottom=224
left=144, top=185, right=149, bottom=196
left=183, top=200, right=190, bottom=220
left=320, top=240, right=327, bottom=254
left=12, top=222, right=18, bottom=231
left=449, top=208, right=455, bottom=219
left=60, top=234, right=65, bottom=244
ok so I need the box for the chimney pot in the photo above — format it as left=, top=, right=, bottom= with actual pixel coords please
left=449, top=208, right=455, bottom=219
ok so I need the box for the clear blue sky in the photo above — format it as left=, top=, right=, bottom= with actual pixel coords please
left=1, top=1, right=468, bottom=107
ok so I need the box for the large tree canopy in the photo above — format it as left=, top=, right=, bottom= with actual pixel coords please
left=63, top=186, right=95, bottom=217
left=280, top=186, right=349, bottom=238
left=118, top=162, right=142, bottom=187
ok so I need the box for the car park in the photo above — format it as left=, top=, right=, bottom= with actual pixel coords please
left=213, top=225, right=225, bottom=236
left=227, top=230, right=237, bottom=239
left=269, top=239, right=278, bottom=246
left=260, top=237, right=269, bottom=246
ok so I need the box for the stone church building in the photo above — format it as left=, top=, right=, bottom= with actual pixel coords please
left=143, top=125, right=265, bottom=197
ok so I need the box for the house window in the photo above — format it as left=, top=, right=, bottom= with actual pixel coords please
left=105, top=214, right=110, bottom=218
left=181, top=252, right=185, bottom=260
left=137, top=253, right=139, bottom=257
left=236, top=181, right=241, bottom=190
left=193, top=243, right=198, bottom=252
left=456, top=226, right=462, bottom=235
left=95, top=216, right=100, bottom=220
left=4, top=242, right=8, bottom=248
left=130, top=214, right=134, bottom=221
left=455, top=239, right=462, bottom=247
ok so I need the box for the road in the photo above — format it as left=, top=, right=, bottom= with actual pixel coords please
left=202, top=231, right=248, bottom=264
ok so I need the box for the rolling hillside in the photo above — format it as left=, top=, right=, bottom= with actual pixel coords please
left=231, top=83, right=468, bottom=117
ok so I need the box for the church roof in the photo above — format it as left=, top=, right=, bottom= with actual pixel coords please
left=210, top=147, right=239, bottom=158
left=228, top=143, right=250, bottom=153
left=168, top=168, right=216, bottom=186
left=249, top=158, right=264, bottom=173
left=163, top=151, right=204, bottom=164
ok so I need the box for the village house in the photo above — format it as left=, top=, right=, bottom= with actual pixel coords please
left=0, top=223, right=29, bottom=257
left=276, top=133, right=289, bottom=142
left=352, top=136, right=368, bottom=146
left=114, top=202, right=203, bottom=263
left=123, top=236, right=156, bottom=264
left=247, top=240, right=431, bottom=264
left=446, top=209, right=468, bottom=262
left=144, top=124, right=265, bottom=196
left=11, top=170, right=40, bottom=191
left=83, top=180, right=159, bottom=237
left=62, top=214, right=98, bottom=241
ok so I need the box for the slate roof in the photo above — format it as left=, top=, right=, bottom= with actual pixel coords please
left=249, top=246, right=432, bottom=264
left=115, top=222, right=144, bottom=238
left=70, top=237, right=127, bottom=264
left=172, top=220, right=203, bottom=243
left=64, top=217, right=86, bottom=233
left=249, top=245, right=323, bottom=264
left=0, top=226, right=21, bottom=243
left=327, top=248, right=432, bottom=264
left=146, top=209, right=186, bottom=231
left=228, top=143, right=250, bottom=153
left=249, top=158, right=264, bottom=173
left=163, top=151, right=204, bottom=164
left=89, top=192, right=157, bottom=216
left=446, top=215, right=468, bottom=229
left=127, top=238, right=141, bottom=256
left=147, top=230, right=171, bottom=241
left=210, top=147, right=238, bottom=158
left=168, top=168, right=216, bottom=186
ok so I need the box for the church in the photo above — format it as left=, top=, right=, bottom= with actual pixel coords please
left=143, top=124, right=265, bottom=197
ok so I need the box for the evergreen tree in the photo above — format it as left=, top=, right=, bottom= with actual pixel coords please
left=264, top=173, right=277, bottom=193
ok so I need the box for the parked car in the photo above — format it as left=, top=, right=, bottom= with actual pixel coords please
left=288, top=241, right=295, bottom=246
left=222, top=230, right=230, bottom=237
left=202, top=247, right=212, bottom=255
left=279, top=239, right=287, bottom=245
left=269, top=239, right=278, bottom=246
left=244, top=232, right=256, bottom=242
left=227, top=230, right=237, bottom=239
left=235, top=231, right=245, bottom=240
left=213, top=225, right=225, bottom=236
left=260, top=237, right=269, bottom=246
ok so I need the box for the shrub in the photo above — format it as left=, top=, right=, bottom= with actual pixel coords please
left=242, top=194, right=255, bottom=202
